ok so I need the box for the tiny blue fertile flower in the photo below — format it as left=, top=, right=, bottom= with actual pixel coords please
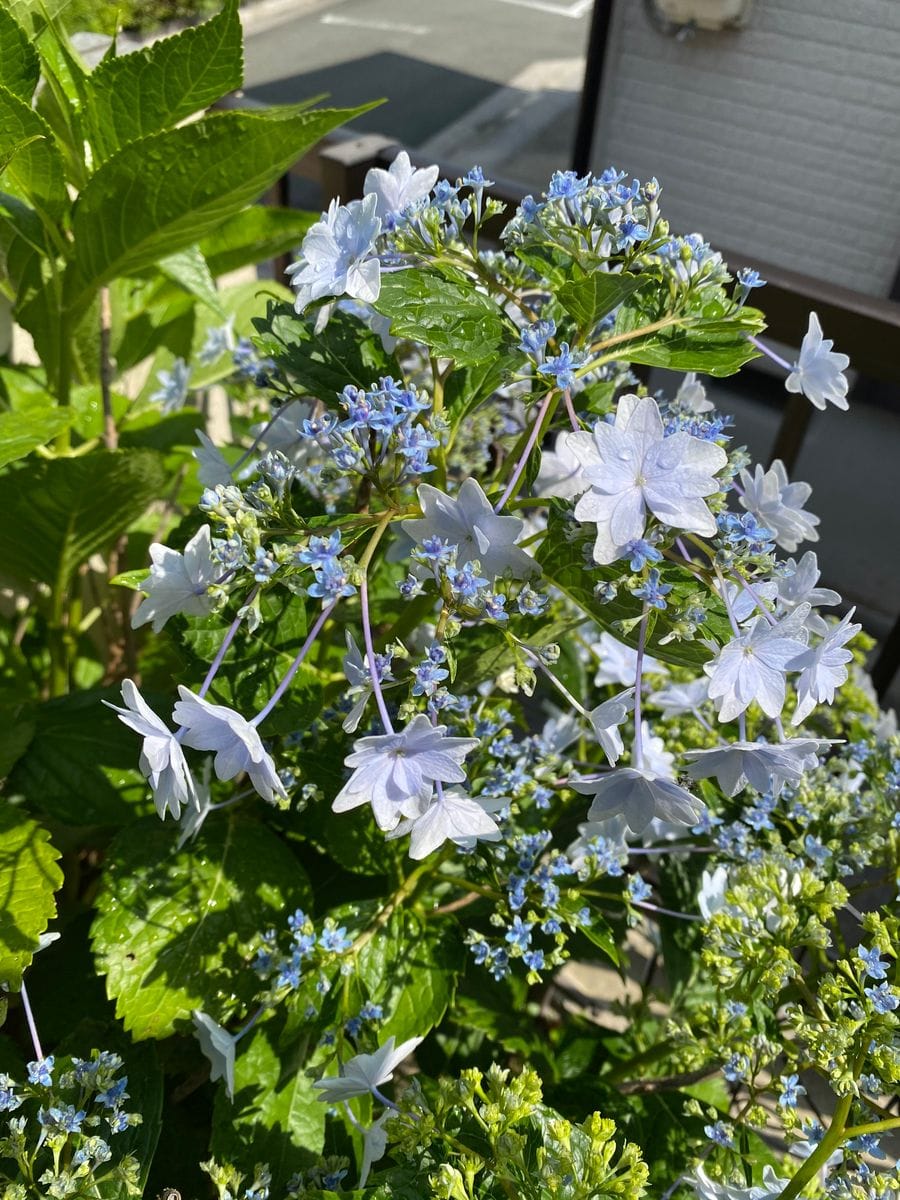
left=505, top=916, right=533, bottom=951
left=865, top=981, right=899, bottom=1014
left=27, top=1057, right=54, bottom=1087
left=630, top=568, right=672, bottom=610
left=538, top=342, right=586, bottom=390
left=857, top=946, right=889, bottom=980
left=704, top=1121, right=734, bottom=1149
left=778, top=1074, right=806, bottom=1108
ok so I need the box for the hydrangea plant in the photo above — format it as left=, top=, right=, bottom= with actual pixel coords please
left=1, top=4, right=898, bottom=1200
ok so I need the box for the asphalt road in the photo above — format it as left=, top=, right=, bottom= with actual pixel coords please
left=242, top=0, right=592, bottom=147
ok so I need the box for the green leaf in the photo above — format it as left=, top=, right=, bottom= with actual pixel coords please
left=356, top=910, right=463, bottom=1044
left=7, top=687, right=152, bottom=826
left=0, top=449, right=166, bottom=589
left=253, top=301, right=398, bottom=400
left=84, top=0, right=243, bottom=161
left=0, top=7, right=39, bottom=102
left=66, top=104, right=373, bottom=312
left=211, top=1014, right=326, bottom=1180
left=0, top=405, right=71, bottom=467
left=444, top=354, right=519, bottom=449
left=0, top=83, right=67, bottom=220
left=0, top=805, right=63, bottom=988
left=557, top=272, right=647, bottom=330
left=537, top=504, right=730, bottom=669
left=157, top=245, right=224, bottom=316
left=199, top=206, right=314, bottom=278
left=92, top=815, right=311, bottom=1039
left=625, top=320, right=761, bottom=376
left=372, top=270, right=511, bottom=367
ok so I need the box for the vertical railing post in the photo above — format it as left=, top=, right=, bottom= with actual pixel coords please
left=571, top=0, right=615, bottom=176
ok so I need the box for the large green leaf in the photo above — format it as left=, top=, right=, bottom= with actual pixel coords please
left=92, top=815, right=311, bottom=1039
left=0, top=83, right=67, bottom=221
left=66, top=104, right=372, bottom=312
left=557, top=271, right=647, bottom=330
left=624, top=319, right=762, bottom=376
left=0, top=405, right=71, bottom=467
left=157, top=245, right=224, bottom=316
left=7, top=688, right=152, bottom=826
left=0, top=449, right=166, bottom=589
left=0, top=6, right=39, bottom=102
left=537, top=504, right=730, bottom=669
left=356, top=910, right=463, bottom=1044
left=85, top=0, right=243, bottom=161
left=199, top=206, right=314, bottom=278
left=372, top=269, right=511, bottom=367
left=253, top=300, right=398, bottom=400
left=211, top=1015, right=326, bottom=1181
left=0, top=805, right=63, bottom=988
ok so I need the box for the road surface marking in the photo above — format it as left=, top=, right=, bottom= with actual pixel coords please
left=319, top=12, right=430, bottom=35
left=491, top=0, right=592, bottom=16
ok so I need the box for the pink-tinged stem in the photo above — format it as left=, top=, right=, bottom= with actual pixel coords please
left=360, top=576, right=394, bottom=734
left=563, top=387, right=580, bottom=432
left=494, top=390, right=553, bottom=513
left=233, top=405, right=286, bottom=474
left=635, top=900, right=703, bottom=922
left=716, top=567, right=747, bottom=741
left=251, top=600, right=337, bottom=727
left=199, top=585, right=259, bottom=699
left=632, top=604, right=649, bottom=770
left=19, top=980, right=44, bottom=1062
left=731, top=571, right=776, bottom=627
left=748, top=334, right=793, bottom=374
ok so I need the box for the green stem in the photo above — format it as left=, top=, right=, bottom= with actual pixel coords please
left=842, top=1115, right=900, bottom=1140
left=777, top=1092, right=852, bottom=1200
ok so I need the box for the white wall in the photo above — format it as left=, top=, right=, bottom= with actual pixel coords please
left=594, top=0, right=900, bottom=295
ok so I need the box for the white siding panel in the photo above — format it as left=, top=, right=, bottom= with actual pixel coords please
left=594, top=0, right=900, bottom=294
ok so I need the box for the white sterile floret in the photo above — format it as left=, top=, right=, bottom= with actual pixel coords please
left=568, top=394, right=727, bottom=564
left=287, top=194, right=382, bottom=313
left=192, top=1011, right=236, bottom=1100
left=588, top=690, right=633, bottom=765
left=674, top=372, right=714, bottom=414
left=570, top=767, right=705, bottom=836
left=334, top=714, right=479, bottom=831
left=104, top=680, right=198, bottom=820
left=717, top=577, right=778, bottom=626
left=363, top=150, right=439, bottom=224
left=639, top=720, right=675, bottom=779
left=775, top=551, right=840, bottom=634
left=388, top=786, right=503, bottom=860
left=591, top=631, right=667, bottom=687
left=789, top=608, right=862, bottom=725
left=647, top=677, right=710, bottom=718
left=785, top=312, right=850, bottom=411
left=688, top=1165, right=789, bottom=1200
left=402, top=478, right=536, bottom=580
left=705, top=605, right=810, bottom=722
left=684, top=738, right=824, bottom=797
left=193, top=431, right=233, bottom=488
left=358, top=1113, right=390, bottom=1188
left=173, top=688, right=286, bottom=804
left=313, top=1036, right=423, bottom=1103
left=132, top=524, right=217, bottom=633
left=534, top=432, right=586, bottom=500
left=739, top=459, right=819, bottom=553
left=341, top=632, right=375, bottom=734
left=697, top=865, right=729, bottom=920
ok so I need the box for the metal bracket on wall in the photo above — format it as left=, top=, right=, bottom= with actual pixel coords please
left=643, top=0, right=753, bottom=35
